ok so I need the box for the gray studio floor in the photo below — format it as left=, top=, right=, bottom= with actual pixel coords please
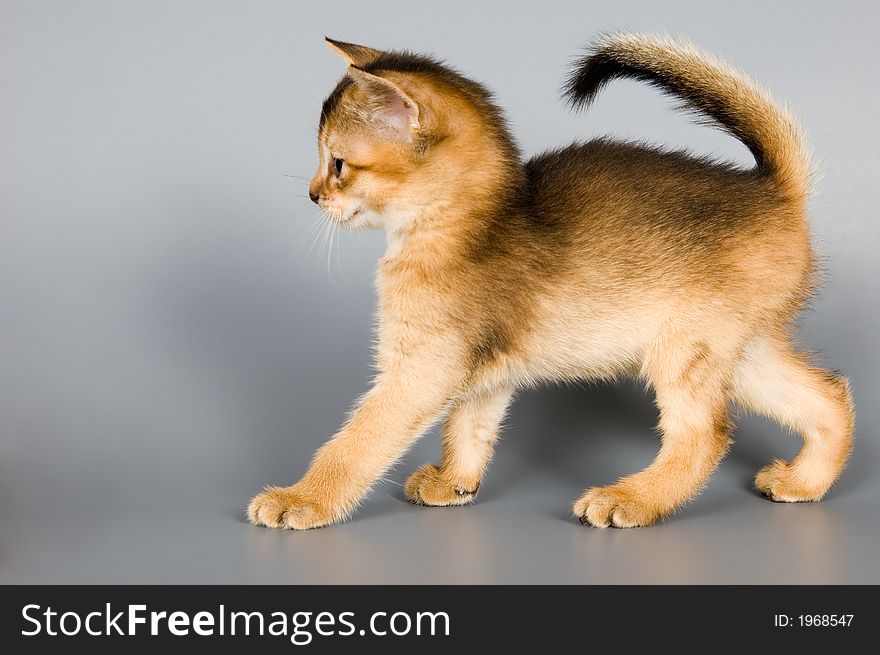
left=4, top=294, right=878, bottom=584
left=2, top=1, right=879, bottom=584
left=1, top=271, right=878, bottom=583
left=4, top=404, right=879, bottom=584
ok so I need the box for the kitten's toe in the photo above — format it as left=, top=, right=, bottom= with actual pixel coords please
left=405, top=464, right=480, bottom=507
left=247, top=485, right=330, bottom=530
left=754, top=459, right=825, bottom=503
left=573, top=484, right=661, bottom=528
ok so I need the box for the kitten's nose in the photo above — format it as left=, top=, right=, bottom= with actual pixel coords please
left=308, top=190, right=319, bottom=204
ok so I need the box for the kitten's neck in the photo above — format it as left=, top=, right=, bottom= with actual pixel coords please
left=380, top=177, right=524, bottom=267
left=384, top=225, right=407, bottom=260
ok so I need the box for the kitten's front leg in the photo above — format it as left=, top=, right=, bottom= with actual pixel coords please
left=248, top=351, right=460, bottom=530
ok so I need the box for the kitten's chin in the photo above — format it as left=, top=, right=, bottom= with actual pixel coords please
left=339, top=207, right=369, bottom=229
left=341, top=207, right=387, bottom=230
left=338, top=206, right=407, bottom=231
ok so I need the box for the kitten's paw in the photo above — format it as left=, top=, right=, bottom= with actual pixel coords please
left=573, top=484, right=661, bottom=528
left=404, top=464, right=480, bottom=507
left=247, top=485, right=331, bottom=530
left=755, top=459, right=825, bottom=503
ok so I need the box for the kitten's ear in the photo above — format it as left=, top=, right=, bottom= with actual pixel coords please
left=324, top=37, right=383, bottom=67
left=347, top=66, right=420, bottom=140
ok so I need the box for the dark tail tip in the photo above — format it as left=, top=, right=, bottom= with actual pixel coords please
left=563, top=45, right=659, bottom=113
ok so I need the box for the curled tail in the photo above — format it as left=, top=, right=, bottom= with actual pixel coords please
left=564, top=33, right=811, bottom=198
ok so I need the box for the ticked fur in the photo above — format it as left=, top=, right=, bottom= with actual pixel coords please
left=248, top=34, right=854, bottom=530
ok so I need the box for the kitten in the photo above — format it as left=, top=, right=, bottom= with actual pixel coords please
left=248, top=33, right=854, bottom=529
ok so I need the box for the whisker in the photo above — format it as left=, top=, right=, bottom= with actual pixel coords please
left=326, top=218, right=339, bottom=280
left=317, top=213, right=333, bottom=268
left=327, top=220, right=335, bottom=280
left=334, top=219, right=345, bottom=283
left=298, top=215, right=325, bottom=273
left=305, top=214, right=330, bottom=259
left=302, top=217, right=325, bottom=246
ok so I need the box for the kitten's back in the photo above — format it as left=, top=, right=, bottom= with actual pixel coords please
left=522, top=138, right=812, bottom=316
left=524, top=138, right=783, bottom=246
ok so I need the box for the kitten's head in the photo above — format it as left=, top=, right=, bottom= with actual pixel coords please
left=309, top=38, right=520, bottom=232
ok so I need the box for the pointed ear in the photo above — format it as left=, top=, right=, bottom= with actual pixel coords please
left=324, top=37, right=383, bottom=67
left=347, top=66, right=420, bottom=140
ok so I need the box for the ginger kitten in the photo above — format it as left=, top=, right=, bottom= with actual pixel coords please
left=248, top=34, right=854, bottom=529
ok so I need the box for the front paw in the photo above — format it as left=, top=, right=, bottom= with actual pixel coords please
left=405, top=464, right=480, bottom=506
left=247, top=485, right=331, bottom=530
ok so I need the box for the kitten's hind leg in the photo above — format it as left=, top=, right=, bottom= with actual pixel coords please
left=574, top=339, right=734, bottom=528
left=405, top=386, right=513, bottom=506
left=732, top=336, right=854, bottom=502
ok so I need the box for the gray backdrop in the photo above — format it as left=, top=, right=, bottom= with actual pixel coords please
left=1, top=0, right=878, bottom=584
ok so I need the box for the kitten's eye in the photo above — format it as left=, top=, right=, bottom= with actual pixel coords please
left=334, top=158, right=344, bottom=175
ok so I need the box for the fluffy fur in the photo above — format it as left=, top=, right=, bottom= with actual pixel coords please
left=248, top=33, right=854, bottom=530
